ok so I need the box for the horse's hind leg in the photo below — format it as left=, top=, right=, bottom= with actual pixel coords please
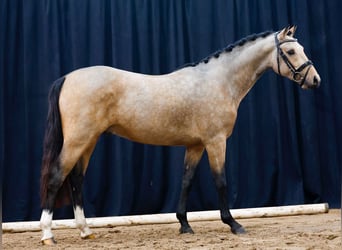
left=176, top=144, right=204, bottom=234
left=40, top=159, right=65, bottom=245
left=40, top=138, right=96, bottom=244
left=69, top=143, right=96, bottom=239
left=206, top=137, right=246, bottom=234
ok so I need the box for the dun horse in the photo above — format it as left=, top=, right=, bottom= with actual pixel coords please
left=40, top=26, right=320, bottom=244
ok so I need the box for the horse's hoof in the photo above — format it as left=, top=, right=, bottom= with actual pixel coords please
left=82, top=233, right=96, bottom=240
left=179, top=226, right=194, bottom=234
left=41, top=238, right=57, bottom=245
left=231, top=225, right=246, bottom=234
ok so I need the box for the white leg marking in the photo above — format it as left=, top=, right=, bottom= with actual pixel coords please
left=74, top=206, right=93, bottom=238
left=40, top=209, right=54, bottom=241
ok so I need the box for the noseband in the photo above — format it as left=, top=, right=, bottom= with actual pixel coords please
left=275, top=33, right=313, bottom=86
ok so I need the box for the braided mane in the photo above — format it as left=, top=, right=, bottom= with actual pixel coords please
left=181, top=30, right=274, bottom=68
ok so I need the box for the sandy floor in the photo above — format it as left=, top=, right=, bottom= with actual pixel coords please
left=3, top=209, right=341, bottom=250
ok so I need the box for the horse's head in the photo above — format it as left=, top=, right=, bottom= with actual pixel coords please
left=272, top=26, right=321, bottom=89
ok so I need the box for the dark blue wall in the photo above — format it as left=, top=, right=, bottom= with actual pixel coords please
left=1, top=0, right=341, bottom=222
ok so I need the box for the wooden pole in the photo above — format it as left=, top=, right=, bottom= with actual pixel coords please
left=3, top=203, right=329, bottom=233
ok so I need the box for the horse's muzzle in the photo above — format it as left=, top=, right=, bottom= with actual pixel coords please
left=302, top=75, right=321, bottom=89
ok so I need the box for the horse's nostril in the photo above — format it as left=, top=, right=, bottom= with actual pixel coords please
left=313, top=76, right=320, bottom=87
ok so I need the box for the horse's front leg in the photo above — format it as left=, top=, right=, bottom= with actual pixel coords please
left=206, top=137, right=246, bottom=234
left=176, top=145, right=204, bottom=234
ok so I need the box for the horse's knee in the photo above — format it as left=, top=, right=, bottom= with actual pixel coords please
left=47, top=173, right=63, bottom=191
left=212, top=170, right=227, bottom=187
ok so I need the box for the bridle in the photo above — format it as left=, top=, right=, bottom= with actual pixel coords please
left=275, top=32, right=313, bottom=87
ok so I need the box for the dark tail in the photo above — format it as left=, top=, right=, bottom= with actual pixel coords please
left=40, top=76, right=70, bottom=208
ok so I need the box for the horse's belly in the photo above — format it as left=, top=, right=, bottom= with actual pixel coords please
left=106, top=124, right=200, bottom=146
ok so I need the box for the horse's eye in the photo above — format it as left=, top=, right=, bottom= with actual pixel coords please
left=287, top=49, right=295, bottom=55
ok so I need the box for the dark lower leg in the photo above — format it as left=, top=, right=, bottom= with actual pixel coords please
left=40, top=163, right=64, bottom=242
left=69, top=161, right=93, bottom=238
left=176, top=165, right=197, bottom=234
left=176, top=145, right=204, bottom=234
left=43, top=165, right=65, bottom=211
left=69, top=161, right=84, bottom=209
left=212, top=171, right=246, bottom=234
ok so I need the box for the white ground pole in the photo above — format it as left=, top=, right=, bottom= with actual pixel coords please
left=3, top=203, right=328, bottom=233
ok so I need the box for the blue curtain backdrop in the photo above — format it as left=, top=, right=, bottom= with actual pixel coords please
left=1, top=0, right=341, bottom=222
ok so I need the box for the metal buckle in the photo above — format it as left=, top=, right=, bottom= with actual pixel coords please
left=293, top=72, right=303, bottom=82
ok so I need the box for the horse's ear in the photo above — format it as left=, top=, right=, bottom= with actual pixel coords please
left=279, top=25, right=297, bottom=40
left=279, top=27, right=289, bottom=40
left=287, top=25, right=297, bottom=37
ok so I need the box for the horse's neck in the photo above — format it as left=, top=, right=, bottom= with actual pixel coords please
left=205, top=35, right=275, bottom=106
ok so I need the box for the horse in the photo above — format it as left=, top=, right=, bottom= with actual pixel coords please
left=39, top=26, right=320, bottom=245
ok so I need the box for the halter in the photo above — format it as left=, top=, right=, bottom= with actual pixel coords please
left=275, top=32, right=313, bottom=86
